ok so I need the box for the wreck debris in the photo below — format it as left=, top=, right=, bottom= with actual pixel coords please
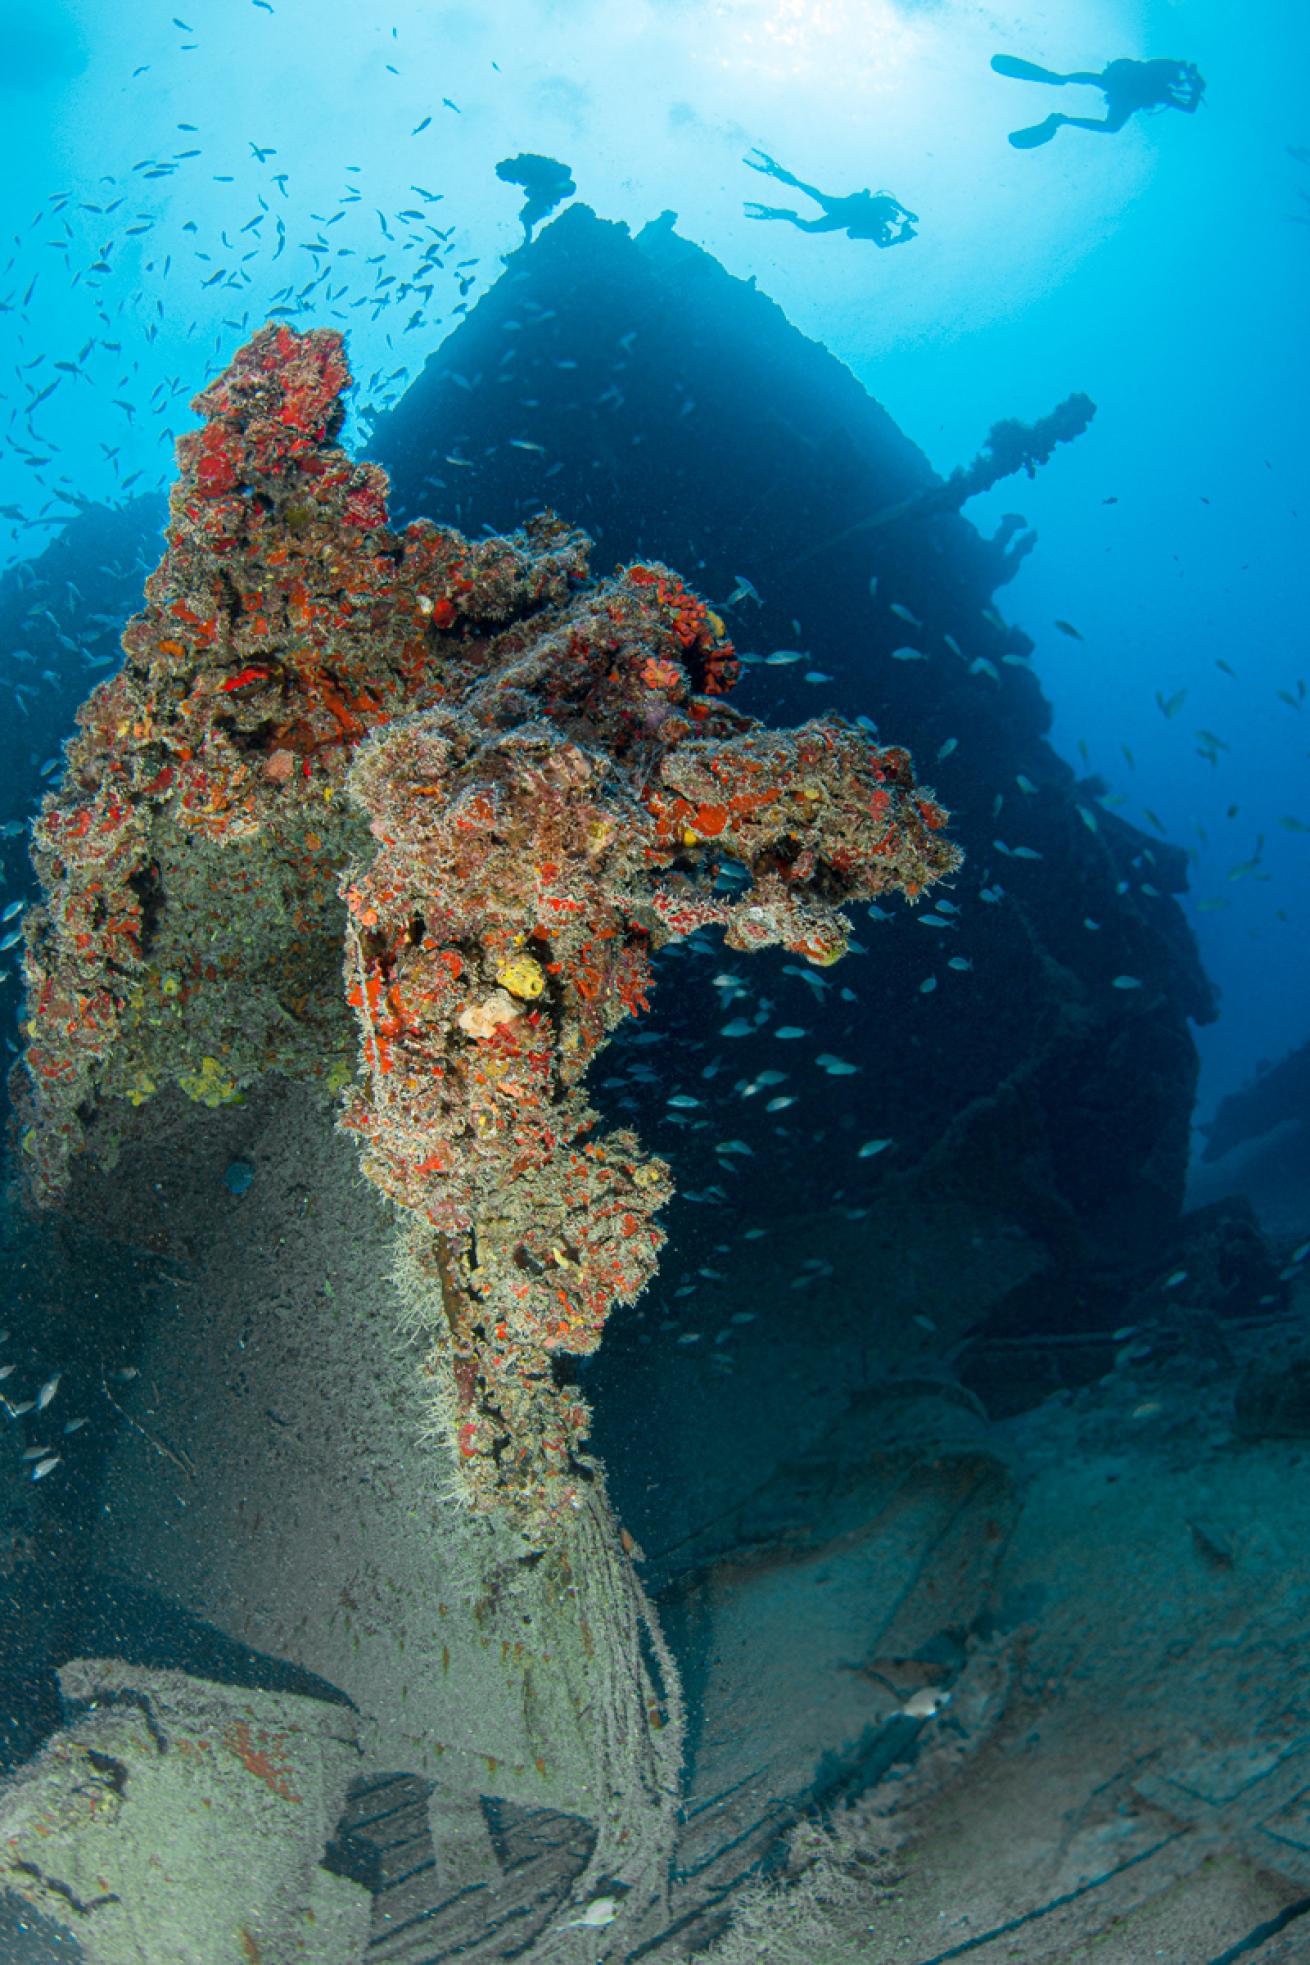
left=13, top=322, right=590, bottom=1208
left=8, top=320, right=966, bottom=1954
left=930, top=392, right=1098, bottom=509
left=792, top=391, right=1097, bottom=565
left=16, top=321, right=960, bottom=1532
left=341, top=625, right=959, bottom=1525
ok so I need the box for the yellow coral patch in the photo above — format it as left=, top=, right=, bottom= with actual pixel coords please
left=496, top=953, right=546, bottom=1000
left=177, top=1055, right=242, bottom=1106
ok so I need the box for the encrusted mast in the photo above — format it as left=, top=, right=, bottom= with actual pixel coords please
left=16, top=323, right=960, bottom=1530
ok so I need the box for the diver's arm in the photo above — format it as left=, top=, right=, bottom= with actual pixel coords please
left=1164, top=67, right=1205, bottom=109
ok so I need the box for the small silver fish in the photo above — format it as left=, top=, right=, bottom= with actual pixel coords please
left=562, top=1896, right=621, bottom=1929
left=858, top=1137, right=893, bottom=1157
left=917, top=915, right=954, bottom=930
left=32, top=1455, right=61, bottom=1480
left=903, top=1687, right=950, bottom=1718
left=1162, top=1269, right=1188, bottom=1289
left=774, top=1025, right=807, bottom=1039
left=1, top=900, right=24, bottom=922
left=890, top=645, right=927, bottom=662
left=969, top=657, right=1000, bottom=681
left=889, top=602, right=922, bottom=627
left=765, top=1095, right=796, bottom=1111
left=1010, top=846, right=1043, bottom=861
left=1112, top=975, right=1143, bottom=990
left=918, top=976, right=938, bottom=994
left=36, top=1372, right=61, bottom=1412
left=936, top=737, right=958, bottom=760
left=947, top=957, right=973, bottom=972
left=764, top=648, right=806, bottom=666
left=666, top=1094, right=701, bottom=1109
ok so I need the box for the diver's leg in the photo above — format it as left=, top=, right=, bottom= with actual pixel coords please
left=744, top=202, right=805, bottom=224
left=744, top=150, right=804, bottom=190
left=1055, top=106, right=1134, bottom=134
left=1008, top=114, right=1067, bottom=148
left=991, top=54, right=1079, bottom=86
left=746, top=206, right=841, bottom=232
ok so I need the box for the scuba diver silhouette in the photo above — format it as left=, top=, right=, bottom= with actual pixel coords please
left=494, top=153, right=576, bottom=242
left=991, top=55, right=1206, bottom=148
left=742, top=150, right=917, bottom=246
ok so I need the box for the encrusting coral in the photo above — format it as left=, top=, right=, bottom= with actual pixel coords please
left=14, top=321, right=960, bottom=1534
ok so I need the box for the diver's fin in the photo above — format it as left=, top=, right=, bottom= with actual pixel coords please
left=1008, top=115, right=1064, bottom=149
left=991, top=55, right=1068, bottom=85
